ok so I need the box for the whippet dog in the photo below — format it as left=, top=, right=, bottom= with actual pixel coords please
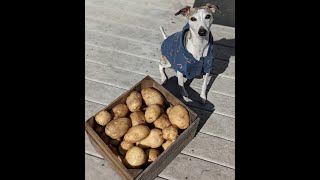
left=159, top=4, right=220, bottom=104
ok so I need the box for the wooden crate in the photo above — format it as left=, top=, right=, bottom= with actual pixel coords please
left=85, top=75, right=199, bottom=180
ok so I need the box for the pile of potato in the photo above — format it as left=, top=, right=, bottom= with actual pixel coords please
left=93, top=87, right=190, bottom=169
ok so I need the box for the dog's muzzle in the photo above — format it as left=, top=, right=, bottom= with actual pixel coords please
left=198, top=27, right=207, bottom=36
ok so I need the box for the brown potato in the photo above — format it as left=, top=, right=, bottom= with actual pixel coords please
left=145, top=104, right=161, bottom=123
left=95, top=125, right=105, bottom=136
left=95, top=110, right=112, bottom=126
left=145, top=149, right=160, bottom=163
left=162, top=140, right=174, bottom=150
left=126, top=91, right=143, bottom=112
left=124, top=125, right=150, bottom=143
left=167, top=104, right=190, bottom=129
left=118, top=141, right=134, bottom=155
left=137, top=128, right=164, bottom=148
left=112, top=104, right=129, bottom=118
left=162, top=125, right=178, bottom=141
left=166, top=106, right=172, bottom=114
left=141, top=87, right=164, bottom=106
left=125, top=146, right=147, bottom=168
left=166, top=106, right=172, bottom=115
left=153, top=113, right=171, bottom=129
left=129, top=111, right=146, bottom=126
left=110, top=138, right=121, bottom=146
left=105, top=117, right=131, bottom=139
left=100, top=133, right=111, bottom=144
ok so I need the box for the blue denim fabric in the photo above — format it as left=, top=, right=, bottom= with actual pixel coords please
left=161, top=23, right=215, bottom=79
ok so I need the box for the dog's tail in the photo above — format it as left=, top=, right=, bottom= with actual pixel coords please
left=160, top=26, right=167, bottom=39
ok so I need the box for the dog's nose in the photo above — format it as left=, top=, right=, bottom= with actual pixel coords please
left=198, top=28, right=207, bottom=36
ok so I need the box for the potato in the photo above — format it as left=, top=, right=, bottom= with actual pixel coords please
left=100, top=133, right=111, bottom=144
left=95, top=125, right=105, bottom=136
left=137, top=128, right=164, bottom=148
left=162, top=125, right=178, bottom=141
left=166, top=106, right=172, bottom=115
left=162, top=140, right=173, bottom=150
left=125, top=146, right=147, bottom=168
left=95, top=110, right=112, bottom=126
left=145, top=104, right=161, bottom=123
left=105, top=117, right=131, bottom=139
left=126, top=91, right=143, bottom=112
left=112, top=104, right=129, bottom=118
left=145, top=149, right=160, bottom=163
left=110, top=138, right=121, bottom=146
left=129, top=111, right=146, bottom=126
left=124, top=125, right=150, bottom=143
left=118, top=141, right=134, bottom=155
left=141, top=87, right=164, bottom=106
left=153, top=114, right=171, bottom=129
left=167, top=104, right=190, bottom=129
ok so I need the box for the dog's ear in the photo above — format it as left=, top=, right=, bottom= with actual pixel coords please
left=206, top=3, right=221, bottom=14
left=175, top=6, right=191, bottom=16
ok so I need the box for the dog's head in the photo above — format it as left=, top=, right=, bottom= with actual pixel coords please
left=175, top=3, right=220, bottom=37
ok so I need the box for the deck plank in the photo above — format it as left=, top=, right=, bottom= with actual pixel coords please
left=191, top=107, right=235, bottom=141
left=85, top=5, right=235, bottom=48
left=86, top=154, right=122, bottom=180
left=85, top=26, right=234, bottom=62
left=85, top=14, right=235, bottom=48
left=85, top=0, right=235, bottom=35
left=85, top=63, right=235, bottom=116
left=85, top=43, right=235, bottom=78
left=85, top=29, right=234, bottom=65
left=159, top=154, right=234, bottom=180
left=85, top=45, right=235, bottom=96
left=85, top=0, right=182, bottom=21
left=85, top=152, right=234, bottom=180
left=87, top=0, right=182, bottom=11
left=182, top=133, right=235, bottom=168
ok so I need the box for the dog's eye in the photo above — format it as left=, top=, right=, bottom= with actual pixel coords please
left=190, top=17, right=197, bottom=21
left=205, top=15, right=211, bottom=19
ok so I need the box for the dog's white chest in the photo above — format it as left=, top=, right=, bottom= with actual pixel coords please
left=186, top=42, right=209, bottom=61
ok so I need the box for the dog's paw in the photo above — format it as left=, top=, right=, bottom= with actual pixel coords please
left=200, top=94, right=207, bottom=104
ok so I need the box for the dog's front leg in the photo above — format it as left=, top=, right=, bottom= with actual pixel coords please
left=159, top=64, right=167, bottom=83
left=200, top=73, right=210, bottom=104
left=177, top=71, right=188, bottom=97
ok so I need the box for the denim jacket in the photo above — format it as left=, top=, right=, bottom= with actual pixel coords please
left=160, top=23, right=215, bottom=79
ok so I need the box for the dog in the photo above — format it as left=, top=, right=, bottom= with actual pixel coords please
left=159, top=3, right=220, bottom=104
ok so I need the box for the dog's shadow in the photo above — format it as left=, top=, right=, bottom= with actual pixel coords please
left=162, top=37, right=235, bottom=135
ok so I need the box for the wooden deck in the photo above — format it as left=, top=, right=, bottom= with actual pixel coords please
left=85, top=0, right=235, bottom=179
